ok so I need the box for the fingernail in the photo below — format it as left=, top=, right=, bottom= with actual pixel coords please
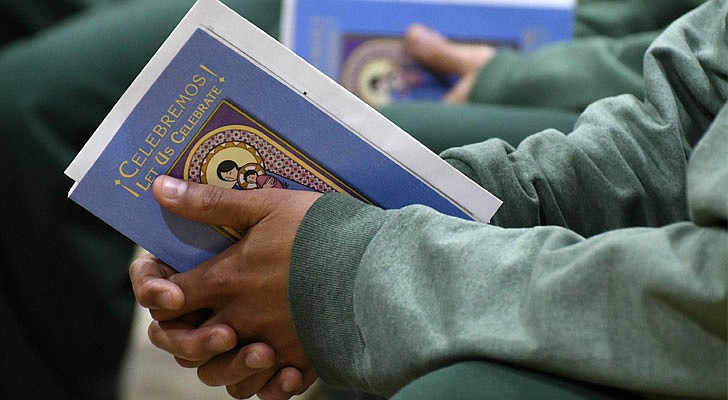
left=245, top=351, right=268, bottom=369
left=161, top=176, right=187, bottom=199
left=281, top=379, right=300, bottom=394
left=209, top=334, right=229, bottom=352
left=159, top=290, right=174, bottom=309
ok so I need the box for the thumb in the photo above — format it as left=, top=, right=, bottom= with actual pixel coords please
left=152, top=175, right=268, bottom=231
left=404, top=24, right=495, bottom=77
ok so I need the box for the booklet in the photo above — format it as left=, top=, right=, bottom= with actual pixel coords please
left=65, top=0, right=502, bottom=272
left=281, top=0, right=574, bottom=106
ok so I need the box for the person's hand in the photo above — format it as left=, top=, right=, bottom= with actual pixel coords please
left=130, top=252, right=307, bottom=399
left=130, top=175, right=322, bottom=399
left=403, top=24, right=496, bottom=103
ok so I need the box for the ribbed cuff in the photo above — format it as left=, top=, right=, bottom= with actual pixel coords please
left=289, top=193, right=388, bottom=388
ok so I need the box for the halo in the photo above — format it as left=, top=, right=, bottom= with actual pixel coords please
left=237, top=163, right=265, bottom=189
left=340, top=38, right=404, bottom=106
left=356, top=57, right=398, bottom=106
left=201, top=141, right=263, bottom=189
left=183, top=125, right=268, bottom=187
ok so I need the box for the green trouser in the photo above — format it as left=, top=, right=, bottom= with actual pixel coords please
left=390, top=361, right=639, bottom=400
left=323, top=361, right=637, bottom=400
left=0, top=1, right=280, bottom=399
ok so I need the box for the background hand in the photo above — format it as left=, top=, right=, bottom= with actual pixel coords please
left=404, top=24, right=495, bottom=103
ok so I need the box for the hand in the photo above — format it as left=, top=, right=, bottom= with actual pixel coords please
left=403, top=24, right=495, bottom=103
left=130, top=175, right=322, bottom=399
left=130, top=252, right=306, bottom=399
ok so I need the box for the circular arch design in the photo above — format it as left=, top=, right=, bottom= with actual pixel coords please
left=183, top=125, right=265, bottom=189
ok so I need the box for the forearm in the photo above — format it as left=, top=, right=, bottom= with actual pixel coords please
left=289, top=194, right=726, bottom=398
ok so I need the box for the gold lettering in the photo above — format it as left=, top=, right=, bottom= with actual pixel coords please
left=192, top=73, right=206, bottom=86
left=167, top=104, right=182, bottom=118
left=152, top=124, right=167, bottom=137
left=187, top=113, right=199, bottom=126
left=131, top=152, right=147, bottom=167
left=184, top=83, right=199, bottom=97
left=200, top=64, right=218, bottom=77
left=119, top=161, right=139, bottom=178
left=175, top=93, right=192, bottom=110
left=155, top=149, right=171, bottom=165
left=143, top=168, right=159, bottom=185
left=135, top=180, right=152, bottom=192
left=115, top=179, right=140, bottom=198
left=159, top=115, right=175, bottom=128
left=170, top=131, right=185, bottom=144
left=144, top=132, right=161, bottom=148
left=119, top=73, right=223, bottom=184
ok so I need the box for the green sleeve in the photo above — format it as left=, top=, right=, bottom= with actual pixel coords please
left=289, top=1, right=727, bottom=398
left=469, top=0, right=706, bottom=111
left=573, top=0, right=705, bottom=38
left=455, top=0, right=726, bottom=234
left=469, top=32, right=653, bottom=111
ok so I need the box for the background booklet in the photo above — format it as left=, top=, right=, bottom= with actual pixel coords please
left=281, top=0, right=574, bottom=107
left=65, top=0, right=502, bottom=272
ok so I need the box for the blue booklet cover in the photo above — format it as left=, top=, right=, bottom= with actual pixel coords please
left=282, top=0, right=574, bottom=106
left=66, top=0, right=501, bottom=272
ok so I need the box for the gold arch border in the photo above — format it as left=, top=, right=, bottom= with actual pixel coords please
left=183, top=125, right=266, bottom=185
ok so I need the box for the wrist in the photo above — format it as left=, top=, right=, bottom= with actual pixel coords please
left=288, top=193, right=388, bottom=386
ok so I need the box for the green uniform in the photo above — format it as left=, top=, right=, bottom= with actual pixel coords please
left=289, top=1, right=728, bottom=399
left=0, top=0, right=120, bottom=44
left=381, top=0, right=706, bottom=153
left=0, top=1, right=279, bottom=399
left=470, top=0, right=705, bottom=111
left=1, top=0, right=721, bottom=399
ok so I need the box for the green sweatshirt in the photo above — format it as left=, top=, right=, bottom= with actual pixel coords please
left=470, top=0, right=706, bottom=111
left=289, top=1, right=728, bottom=399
